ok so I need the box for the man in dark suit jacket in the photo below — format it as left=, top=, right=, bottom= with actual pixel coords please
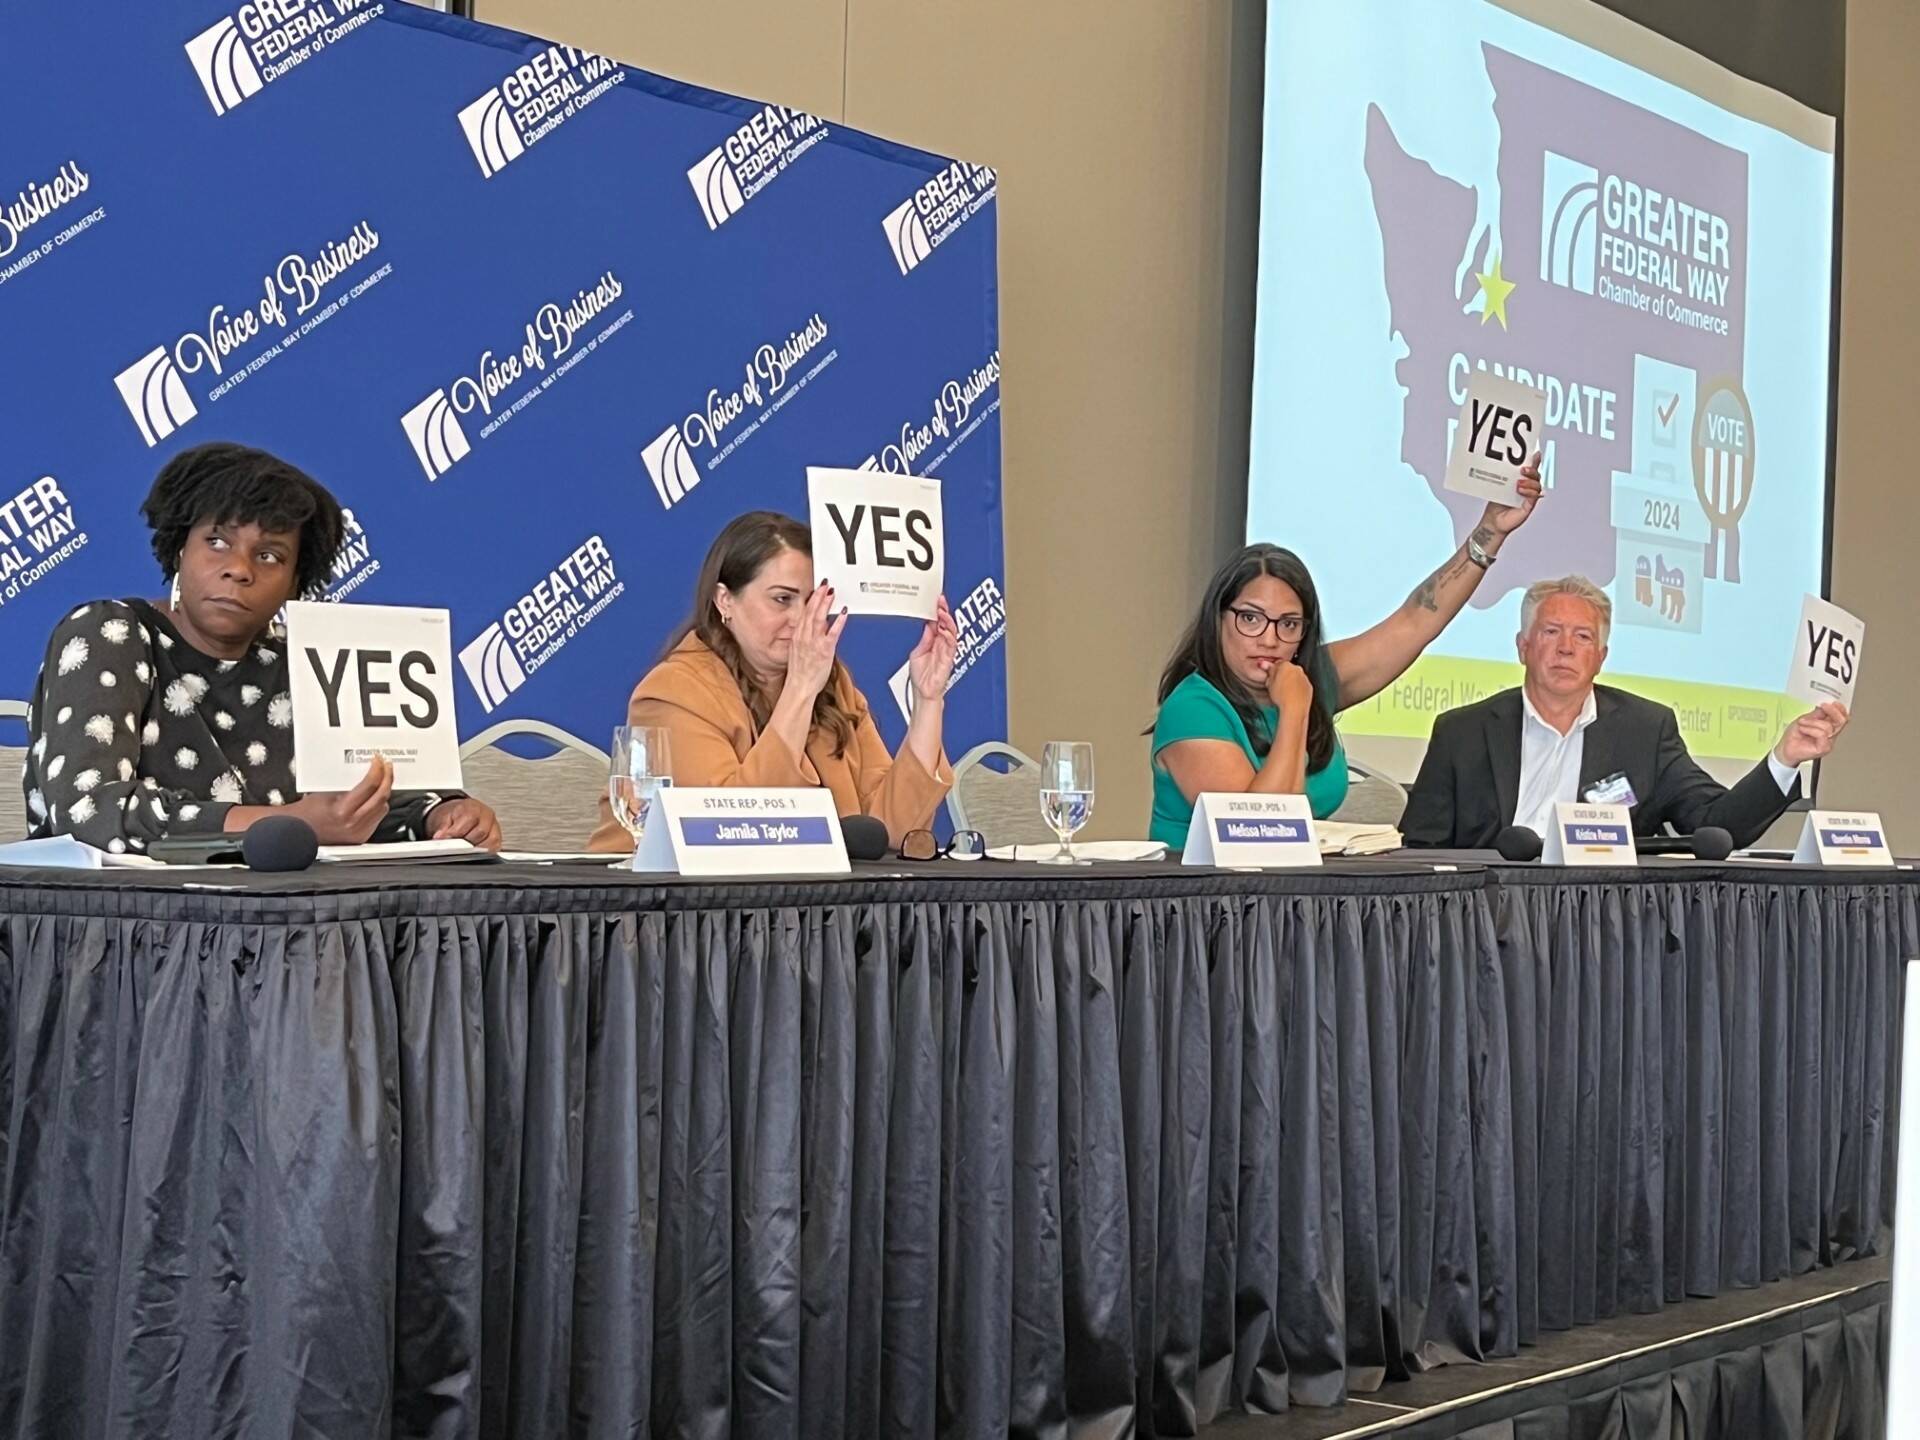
left=1402, top=576, right=1850, bottom=850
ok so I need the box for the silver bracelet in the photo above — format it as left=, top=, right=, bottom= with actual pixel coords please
left=1466, top=535, right=1496, bottom=569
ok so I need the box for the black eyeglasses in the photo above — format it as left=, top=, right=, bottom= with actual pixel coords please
left=1229, top=606, right=1305, bottom=641
left=899, top=828, right=989, bottom=862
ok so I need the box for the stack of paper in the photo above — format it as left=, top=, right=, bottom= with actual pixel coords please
left=1317, top=822, right=1402, bottom=857
left=0, top=836, right=164, bottom=869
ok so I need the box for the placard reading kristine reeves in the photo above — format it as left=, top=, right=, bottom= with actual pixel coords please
left=286, top=601, right=463, bottom=793
left=807, top=467, right=942, bottom=618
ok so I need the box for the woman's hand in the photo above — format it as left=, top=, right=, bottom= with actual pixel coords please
left=784, top=580, right=848, bottom=705
left=425, top=796, right=504, bottom=851
left=285, top=755, right=393, bottom=845
left=1266, top=657, right=1314, bottom=716
left=907, top=595, right=959, bottom=703
left=1482, top=450, right=1546, bottom=539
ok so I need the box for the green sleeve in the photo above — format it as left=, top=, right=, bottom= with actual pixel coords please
left=1152, top=676, right=1249, bottom=756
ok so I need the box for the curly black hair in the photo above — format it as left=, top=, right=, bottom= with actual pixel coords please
left=140, top=442, right=347, bottom=599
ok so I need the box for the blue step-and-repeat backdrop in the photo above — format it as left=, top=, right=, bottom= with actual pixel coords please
left=0, top=0, right=1006, bottom=765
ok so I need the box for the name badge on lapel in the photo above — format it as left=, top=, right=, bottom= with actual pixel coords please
left=1584, top=771, right=1637, bottom=807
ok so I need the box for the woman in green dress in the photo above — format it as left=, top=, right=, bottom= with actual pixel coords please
left=1148, top=461, right=1545, bottom=848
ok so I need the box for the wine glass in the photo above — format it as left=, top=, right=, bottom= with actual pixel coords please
left=609, top=725, right=672, bottom=867
left=1037, top=740, right=1094, bottom=864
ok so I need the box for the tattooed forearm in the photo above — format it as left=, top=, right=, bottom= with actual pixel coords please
left=1469, top=522, right=1496, bottom=550
left=1407, top=547, right=1477, bottom=612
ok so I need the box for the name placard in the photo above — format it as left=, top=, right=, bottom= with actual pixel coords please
left=1181, top=793, right=1321, bottom=868
left=1793, top=810, right=1894, bottom=867
left=285, top=600, right=463, bottom=792
left=629, top=786, right=850, bottom=876
left=1542, top=801, right=1638, bottom=866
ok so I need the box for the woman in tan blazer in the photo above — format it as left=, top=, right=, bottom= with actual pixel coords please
left=588, top=510, right=957, bottom=852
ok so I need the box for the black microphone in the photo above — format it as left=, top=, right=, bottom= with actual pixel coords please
left=242, top=815, right=319, bottom=872
left=840, top=814, right=890, bottom=862
left=1690, top=825, right=1735, bottom=862
left=1494, top=825, right=1544, bottom=862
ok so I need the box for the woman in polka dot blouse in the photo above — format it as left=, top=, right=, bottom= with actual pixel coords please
left=21, top=442, right=502, bottom=854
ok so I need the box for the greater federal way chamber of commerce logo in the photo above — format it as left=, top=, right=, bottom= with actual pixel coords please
left=111, top=218, right=388, bottom=447
left=881, top=161, right=996, bottom=276
left=184, top=0, right=384, bottom=116
left=458, top=535, right=624, bottom=711
left=400, top=390, right=470, bottom=480
left=686, top=105, right=830, bottom=229
left=114, top=349, right=199, bottom=448
left=1540, top=150, right=1600, bottom=295
left=401, top=270, right=632, bottom=479
left=640, top=312, right=835, bottom=508
left=456, top=44, right=625, bottom=178
left=887, top=573, right=1008, bottom=722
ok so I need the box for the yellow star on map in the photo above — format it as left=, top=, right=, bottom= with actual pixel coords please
left=1475, top=254, right=1516, bottom=328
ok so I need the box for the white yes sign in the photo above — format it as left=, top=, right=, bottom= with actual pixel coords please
left=807, top=466, right=943, bottom=618
left=286, top=601, right=464, bottom=793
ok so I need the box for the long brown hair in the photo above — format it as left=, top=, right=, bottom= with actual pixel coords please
left=671, top=510, right=859, bottom=755
left=1149, top=543, right=1336, bottom=770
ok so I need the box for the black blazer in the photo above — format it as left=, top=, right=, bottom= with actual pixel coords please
left=1401, top=684, right=1799, bottom=850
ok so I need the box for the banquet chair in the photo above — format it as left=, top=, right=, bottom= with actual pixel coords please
left=0, top=700, right=29, bottom=842
left=1328, top=757, right=1409, bottom=827
left=946, top=742, right=1055, bottom=848
left=458, top=719, right=610, bottom=852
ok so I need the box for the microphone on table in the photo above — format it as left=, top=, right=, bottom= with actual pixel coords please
left=242, top=815, right=319, bottom=872
left=1690, top=826, right=1735, bottom=862
left=840, top=814, right=890, bottom=862
left=1494, top=825, right=1544, bottom=862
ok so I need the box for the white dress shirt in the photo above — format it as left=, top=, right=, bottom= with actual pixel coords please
left=1513, top=687, right=1800, bottom=837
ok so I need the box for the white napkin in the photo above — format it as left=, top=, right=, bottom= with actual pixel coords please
left=988, top=839, right=1168, bottom=862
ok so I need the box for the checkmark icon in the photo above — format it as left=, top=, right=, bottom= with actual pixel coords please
left=1652, top=389, right=1679, bottom=448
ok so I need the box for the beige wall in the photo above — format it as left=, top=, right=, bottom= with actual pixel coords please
left=482, top=0, right=1919, bottom=840
left=1819, top=0, right=1920, bottom=836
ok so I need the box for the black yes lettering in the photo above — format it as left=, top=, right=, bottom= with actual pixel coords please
left=358, top=650, right=396, bottom=728
left=871, top=505, right=905, bottom=567
left=399, top=651, right=440, bottom=727
left=1468, top=399, right=1496, bottom=451
left=826, top=503, right=864, bottom=564
left=1469, top=400, right=1532, bottom=464
left=904, top=508, right=935, bottom=571
left=306, top=646, right=352, bottom=728
left=1807, top=623, right=1858, bottom=687
left=1506, top=412, right=1533, bottom=464
left=829, top=495, right=939, bottom=570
